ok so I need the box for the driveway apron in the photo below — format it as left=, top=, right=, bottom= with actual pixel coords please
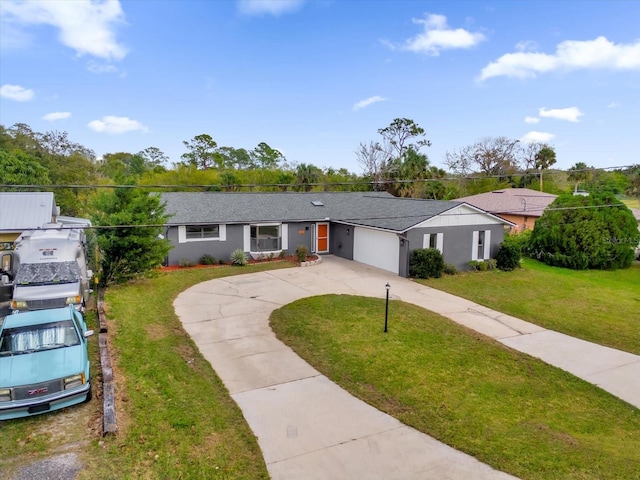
left=173, top=255, right=640, bottom=479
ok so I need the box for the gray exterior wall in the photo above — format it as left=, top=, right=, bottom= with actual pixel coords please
left=165, top=224, right=245, bottom=265
left=330, top=223, right=354, bottom=260
left=398, top=236, right=410, bottom=277
left=405, top=224, right=506, bottom=271
left=287, top=222, right=314, bottom=254
left=165, top=222, right=317, bottom=265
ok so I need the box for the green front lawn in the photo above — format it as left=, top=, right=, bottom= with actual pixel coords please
left=421, top=258, right=640, bottom=355
left=0, top=262, right=293, bottom=479
left=83, top=263, right=295, bottom=478
left=270, top=295, right=640, bottom=479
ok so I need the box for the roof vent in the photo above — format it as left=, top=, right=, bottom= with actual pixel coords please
left=311, top=200, right=324, bottom=206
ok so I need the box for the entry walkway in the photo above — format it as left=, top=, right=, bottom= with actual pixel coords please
left=173, top=255, right=640, bottom=479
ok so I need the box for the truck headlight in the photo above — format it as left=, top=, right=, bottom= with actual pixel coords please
left=11, top=300, right=27, bottom=309
left=0, top=388, right=11, bottom=402
left=65, top=295, right=82, bottom=305
left=64, top=373, right=85, bottom=389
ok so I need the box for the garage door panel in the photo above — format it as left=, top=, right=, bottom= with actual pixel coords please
left=353, top=228, right=399, bottom=274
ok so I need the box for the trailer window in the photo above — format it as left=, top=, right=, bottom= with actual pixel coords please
left=1, top=253, right=11, bottom=272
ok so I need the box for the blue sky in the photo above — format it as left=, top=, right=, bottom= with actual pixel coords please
left=1, top=0, right=639, bottom=174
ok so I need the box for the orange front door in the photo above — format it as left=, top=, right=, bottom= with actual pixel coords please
left=316, top=223, right=329, bottom=253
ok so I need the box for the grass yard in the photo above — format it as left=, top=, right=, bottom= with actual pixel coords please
left=0, top=261, right=293, bottom=479
left=3, top=256, right=638, bottom=478
left=270, top=294, right=640, bottom=480
left=84, top=262, right=295, bottom=478
left=420, top=258, right=640, bottom=355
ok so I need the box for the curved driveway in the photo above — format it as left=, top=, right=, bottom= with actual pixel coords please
left=173, top=255, right=640, bottom=479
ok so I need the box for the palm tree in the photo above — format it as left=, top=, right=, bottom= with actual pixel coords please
left=295, top=163, right=321, bottom=192
left=567, top=162, right=591, bottom=194
left=534, top=145, right=557, bottom=191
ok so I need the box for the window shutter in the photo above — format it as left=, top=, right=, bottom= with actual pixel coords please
left=243, top=225, right=250, bottom=251
left=423, top=234, right=430, bottom=249
left=471, top=230, right=479, bottom=261
left=484, top=229, right=491, bottom=259
left=178, top=226, right=186, bottom=244
left=219, top=224, right=226, bottom=242
left=281, top=224, right=288, bottom=250
left=436, top=233, right=444, bottom=253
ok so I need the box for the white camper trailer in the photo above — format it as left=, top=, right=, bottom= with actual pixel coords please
left=0, top=224, right=92, bottom=313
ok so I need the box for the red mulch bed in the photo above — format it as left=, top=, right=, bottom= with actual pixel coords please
left=159, top=255, right=318, bottom=271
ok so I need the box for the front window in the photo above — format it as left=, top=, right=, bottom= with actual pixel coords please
left=1, top=253, right=12, bottom=271
left=477, top=231, right=485, bottom=260
left=250, top=224, right=281, bottom=252
left=186, top=225, right=219, bottom=240
left=0, top=320, right=80, bottom=355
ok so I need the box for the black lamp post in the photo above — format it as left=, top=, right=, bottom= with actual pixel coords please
left=384, top=283, right=390, bottom=333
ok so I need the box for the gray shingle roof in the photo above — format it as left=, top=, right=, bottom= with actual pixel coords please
left=160, top=192, right=465, bottom=233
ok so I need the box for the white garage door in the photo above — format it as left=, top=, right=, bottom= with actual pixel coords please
left=353, top=227, right=399, bottom=274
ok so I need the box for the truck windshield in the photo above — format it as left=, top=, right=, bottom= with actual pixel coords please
left=0, top=320, right=80, bottom=355
left=15, top=261, right=81, bottom=286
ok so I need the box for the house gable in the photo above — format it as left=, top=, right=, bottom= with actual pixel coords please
left=409, top=203, right=514, bottom=229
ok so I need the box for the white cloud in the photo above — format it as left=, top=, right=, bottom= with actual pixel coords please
left=42, top=111, right=71, bottom=121
left=515, top=40, right=538, bottom=52
left=1, top=0, right=127, bottom=61
left=0, top=84, right=34, bottom=101
left=607, top=101, right=619, bottom=108
left=87, top=62, right=119, bottom=74
left=524, top=116, right=540, bottom=124
left=520, top=131, right=555, bottom=144
left=238, top=0, right=304, bottom=16
left=88, top=116, right=149, bottom=134
left=539, top=107, right=584, bottom=122
left=353, top=95, right=387, bottom=111
left=401, top=14, right=486, bottom=56
left=480, top=36, right=640, bottom=80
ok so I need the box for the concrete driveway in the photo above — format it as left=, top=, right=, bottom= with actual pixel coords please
left=174, top=255, right=640, bottom=479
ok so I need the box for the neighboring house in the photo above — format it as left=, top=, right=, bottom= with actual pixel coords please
left=0, top=192, right=59, bottom=251
left=456, top=188, right=557, bottom=233
left=160, top=192, right=514, bottom=276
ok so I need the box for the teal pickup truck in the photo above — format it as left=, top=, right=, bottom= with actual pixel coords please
left=0, top=306, right=93, bottom=420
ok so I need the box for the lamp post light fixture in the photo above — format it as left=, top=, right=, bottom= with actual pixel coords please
left=384, top=283, right=391, bottom=333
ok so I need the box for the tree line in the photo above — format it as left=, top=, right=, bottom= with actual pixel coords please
left=2, top=120, right=639, bottom=217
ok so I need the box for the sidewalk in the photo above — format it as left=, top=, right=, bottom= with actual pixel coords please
left=173, top=255, right=640, bottom=479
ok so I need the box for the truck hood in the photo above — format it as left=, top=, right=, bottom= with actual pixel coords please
left=0, top=345, right=85, bottom=387
left=13, top=282, right=80, bottom=300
